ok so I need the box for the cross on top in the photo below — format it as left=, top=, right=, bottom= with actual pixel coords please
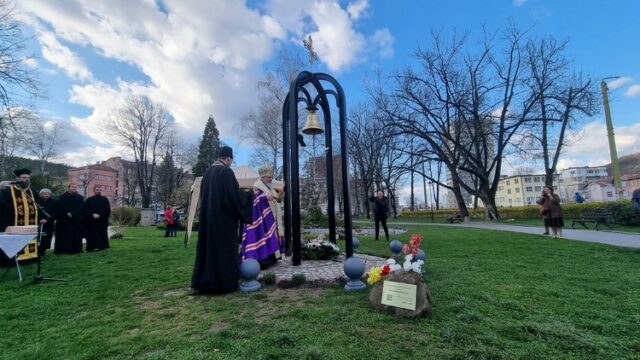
left=303, top=35, right=319, bottom=69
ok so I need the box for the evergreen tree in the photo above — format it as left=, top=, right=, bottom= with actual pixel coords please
left=157, top=151, right=176, bottom=206
left=193, top=115, right=221, bottom=177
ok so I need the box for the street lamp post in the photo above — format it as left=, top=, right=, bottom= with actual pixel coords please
left=600, top=77, right=622, bottom=192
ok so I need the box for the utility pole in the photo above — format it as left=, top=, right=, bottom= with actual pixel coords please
left=600, top=78, right=622, bottom=191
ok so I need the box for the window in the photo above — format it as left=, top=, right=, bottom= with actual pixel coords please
left=507, top=189, right=511, bottom=194
left=507, top=180, right=510, bottom=185
left=515, top=188, right=520, bottom=193
left=526, top=186, right=533, bottom=192
left=514, top=178, right=519, bottom=184
left=525, top=177, right=531, bottom=183
left=588, top=170, right=594, bottom=174
left=534, top=177, right=540, bottom=182
left=607, top=191, right=613, bottom=197
left=535, top=186, right=542, bottom=192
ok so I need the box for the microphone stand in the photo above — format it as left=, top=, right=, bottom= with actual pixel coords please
left=14, top=183, right=67, bottom=282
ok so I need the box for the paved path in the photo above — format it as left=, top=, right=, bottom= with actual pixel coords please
left=355, top=220, right=640, bottom=248
left=259, top=254, right=386, bottom=282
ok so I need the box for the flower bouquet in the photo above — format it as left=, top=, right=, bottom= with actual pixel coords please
left=367, top=234, right=433, bottom=318
left=301, top=235, right=340, bottom=260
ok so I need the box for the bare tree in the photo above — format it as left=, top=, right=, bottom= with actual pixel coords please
left=23, top=117, right=67, bottom=173
left=109, top=95, right=171, bottom=208
left=521, top=37, right=598, bottom=185
left=372, top=28, right=540, bottom=219
left=0, top=108, right=28, bottom=176
left=348, top=102, right=387, bottom=218
left=0, top=0, right=43, bottom=109
left=237, top=48, right=304, bottom=177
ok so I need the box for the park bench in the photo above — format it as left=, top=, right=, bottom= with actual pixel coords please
left=446, top=213, right=463, bottom=224
left=571, top=212, right=613, bottom=231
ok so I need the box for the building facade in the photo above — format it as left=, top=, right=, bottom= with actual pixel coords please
left=495, top=174, right=548, bottom=207
left=68, top=165, right=119, bottom=207
left=556, top=166, right=608, bottom=203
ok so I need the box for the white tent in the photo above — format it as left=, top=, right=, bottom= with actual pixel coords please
left=183, top=166, right=283, bottom=246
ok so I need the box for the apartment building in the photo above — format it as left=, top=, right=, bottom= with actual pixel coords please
left=556, top=166, right=608, bottom=203
left=495, top=174, right=548, bottom=207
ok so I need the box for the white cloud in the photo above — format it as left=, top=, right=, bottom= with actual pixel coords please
left=307, top=1, right=366, bottom=71
left=17, top=0, right=380, bottom=153
left=607, top=76, right=632, bottom=90
left=23, top=58, right=38, bottom=68
left=370, top=28, right=394, bottom=59
left=347, top=0, right=368, bottom=20
left=513, top=0, right=526, bottom=6
left=559, top=120, right=640, bottom=169
left=36, top=30, right=93, bottom=81
left=625, top=84, right=640, bottom=97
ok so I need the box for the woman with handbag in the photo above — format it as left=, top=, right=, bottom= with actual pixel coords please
left=536, top=191, right=551, bottom=235
left=537, top=186, right=564, bottom=239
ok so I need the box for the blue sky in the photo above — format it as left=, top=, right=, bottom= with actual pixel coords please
left=16, top=0, right=640, bottom=181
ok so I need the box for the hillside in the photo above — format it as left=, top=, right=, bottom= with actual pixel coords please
left=0, top=156, right=71, bottom=180
left=603, top=152, right=640, bottom=177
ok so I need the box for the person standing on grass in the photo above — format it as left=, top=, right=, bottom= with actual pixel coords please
left=369, top=190, right=390, bottom=241
left=539, top=185, right=564, bottom=239
left=83, top=185, right=111, bottom=252
left=55, top=183, right=85, bottom=254
left=191, top=146, right=252, bottom=294
left=536, top=190, right=551, bottom=236
left=164, top=205, right=174, bottom=237
left=37, top=188, right=58, bottom=256
left=171, top=207, right=180, bottom=237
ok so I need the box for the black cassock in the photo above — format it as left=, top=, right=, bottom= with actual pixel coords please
left=55, top=191, right=84, bottom=254
left=84, top=194, right=111, bottom=251
left=191, top=162, right=251, bottom=294
left=36, top=197, right=58, bottom=255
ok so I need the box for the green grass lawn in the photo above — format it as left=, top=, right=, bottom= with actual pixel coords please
left=2, top=226, right=640, bottom=359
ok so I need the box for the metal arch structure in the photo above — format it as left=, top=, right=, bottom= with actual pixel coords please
left=282, top=71, right=353, bottom=266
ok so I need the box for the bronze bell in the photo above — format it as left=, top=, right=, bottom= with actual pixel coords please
left=302, top=110, right=323, bottom=136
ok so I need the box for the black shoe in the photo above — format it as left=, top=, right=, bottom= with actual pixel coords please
left=542, top=232, right=549, bottom=235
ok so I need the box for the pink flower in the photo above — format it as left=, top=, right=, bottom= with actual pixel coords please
left=402, top=244, right=411, bottom=255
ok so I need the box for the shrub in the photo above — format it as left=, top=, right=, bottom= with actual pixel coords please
left=290, top=273, right=306, bottom=287
left=110, top=233, right=124, bottom=240
left=400, top=200, right=639, bottom=226
left=262, top=272, right=277, bottom=286
left=110, top=207, right=141, bottom=227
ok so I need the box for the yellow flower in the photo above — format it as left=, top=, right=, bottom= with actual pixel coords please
left=367, top=266, right=383, bottom=285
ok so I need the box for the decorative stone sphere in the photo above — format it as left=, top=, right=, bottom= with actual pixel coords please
left=416, top=249, right=426, bottom=261
left=343, top=257, right=365, bottom=279
left=343, top=257, right=366, bottom=291
left=352, top=237, right=360, bottom=252
left=239, top=258, right=261, bottom=292
left=240, top=258, right=260, bottom=279
left=389, top=240, right=403, bottom=254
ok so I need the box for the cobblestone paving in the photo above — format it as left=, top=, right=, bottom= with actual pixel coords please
left=259, top=253, right=387, bottom=281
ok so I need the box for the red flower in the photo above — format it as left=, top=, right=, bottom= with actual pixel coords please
left=381, top=264, right=391, bottom=275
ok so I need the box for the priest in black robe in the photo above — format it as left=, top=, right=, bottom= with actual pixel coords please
left=54, top=183, right=85, bottom=254
left=36, top=188, right=58, bottom=256
left=84, top=185, right=111, bottom=252
left=191, top=146, right=252, bottom=294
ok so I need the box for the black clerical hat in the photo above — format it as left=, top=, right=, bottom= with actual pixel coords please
left=218, top=146, right=233, bottom=158
left=13, top=168, right=31, bottom=176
